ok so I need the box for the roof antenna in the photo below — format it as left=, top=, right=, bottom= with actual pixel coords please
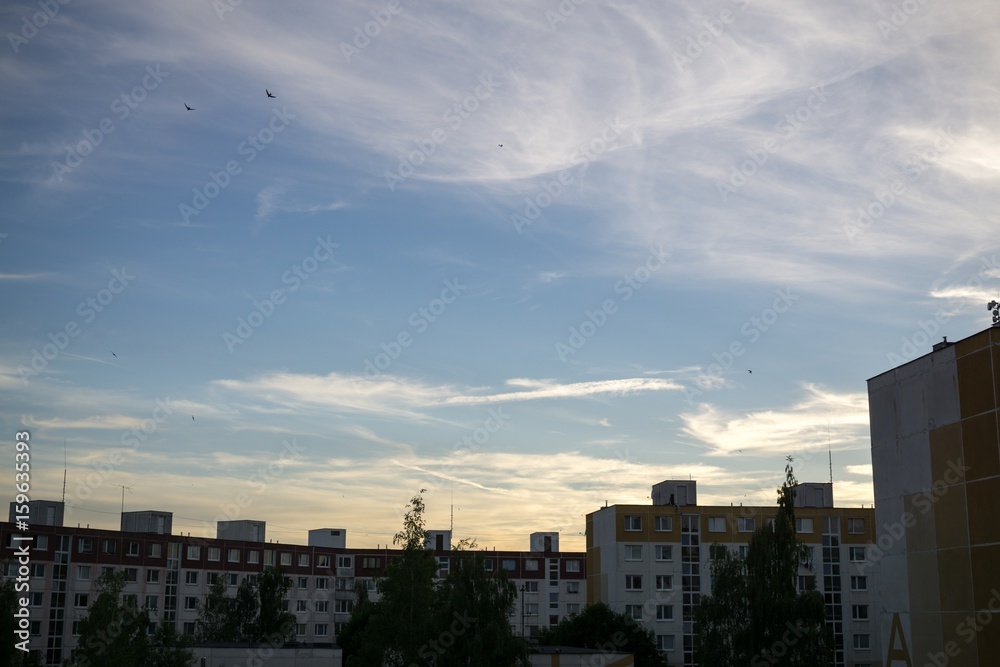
left=62, top=438, right=67, bottom=504
left=828, top=421, right=833, bottom=485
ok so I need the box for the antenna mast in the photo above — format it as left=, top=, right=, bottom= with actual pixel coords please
left=62, top=439, right=67, bottom=503
left=112, top=484, right=134, bottom=518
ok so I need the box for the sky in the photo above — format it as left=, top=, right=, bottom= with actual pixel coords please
left=1, top=0, right=999, bottom=552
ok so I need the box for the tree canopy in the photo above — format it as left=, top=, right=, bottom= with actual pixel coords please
left=538, top=602, right=668, bottom=667
left=196, top=566, right=295, bottom=643
left=695, top=458, right=833, bottom=666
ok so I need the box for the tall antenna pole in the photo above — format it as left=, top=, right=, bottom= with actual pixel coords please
left=112, top=484, right=134, bottom=519
left=828, top=421, right=833, bottom=484
left=62, top=439, right=67, bottom=504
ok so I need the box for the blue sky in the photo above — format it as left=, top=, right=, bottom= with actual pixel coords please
left=2, top=0, right=998, bottom=551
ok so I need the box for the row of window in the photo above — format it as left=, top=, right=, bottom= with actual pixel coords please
left=485, top=558, right=582, bottom=572
left=623, top=515, right=867, bottom=534
left=624, top=544, right=673, bottom=561
left=623, top=604, right=674, bottom=621
left=624, top=574, right=673, bottom=592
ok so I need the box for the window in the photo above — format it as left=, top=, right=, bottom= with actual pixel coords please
left=187, top=545, right=200, bottom=560
left=315, top=624, right=329, bottom=637
left=101, top=566, right=115, bottom=577
left=853, top=634, right=871, bottom=650
left=797, top=575, right=815, bottom=592
left=335, top=578, right=350, bottom=591
left=524, top=581, right=539, bottom=593
left=183, top=622, right=196, bottom=636
left=363, top=557, right=381, bottom=569
left=849, top=546, right=866, bottom=562
left=31, top=563, right=45, bottom=577
left=484, top=558, right=494, bottom=570
left=566, top=581, right=580, bottom=594
left=145, top=595, right=159, bottom=610
left=337, top=555, right=352, bottom=569
left=316, top=600, right=329, bottom=613
left=852, top=605, right=869, bottom=621
left=316, top=577, right=329, bottom=590
left=208, top=547, right=221, bottom=561
left=624, top=604, right=643, bottom=620
left=738, top=517, right=755, bottom=533
left=125, top=568, right=138, bottom=583
left=208, top=573, right=220, bottom=585
left=226, top=573, right=238, bottom=587
left=655, top=575, right=673, bottom=591
left=185, top=571, right=198, bottom=585
left=567, top=603, right=580, bottom=615
left=655, top=545, right=673, bottom=561
left=708, top=517, right=726, bottom=533
left=36, top=535, right=48, bottom=550
left=29, top=592, right=43, bottom=606
left=29, top=620, right=41, bottom=637
left=709, top=544, right=728, bottom=560
left=296, top=623, right=307, bottom=636
left=101, top=539, right=117, bottom=554
left=624, top=515, right=642, bottom=531
left=184, top=597, right=198, bottom=610
left=851, top=576, right=868, bottom=591
left=502, top=559, right=516, bottom=571
left=149, top=543, right=162, bottom=558
left=848, top=518, right=865, bottom=535
left=625, top=545, right=643, bottom=561
left=335, top=600, right=353, bottom=614
left=265, top=550, right=275, bottom=566
left=296, top=600, right=308, bottom=612
left=565, top=560, right=581, bottom=572
left=72, top=621, right=81, bottom=636
left=126, top=541, right=139, bottom=556
left=298, top=577, right=308, bottom=590
left=298, top=553, right=309, bottom=567
left=525, top=559, right=539, bottom=571
left=657, top=635, right=675, bottom=651
left=76, top=565, right=90, bottom=581
left=625, top=574, right=643, bottom=591
left=796, top=518, right=814, bottom=533
left=739, top=545, right=750, bottom=559
left=317, top=554, right=330, bottom=568
left=655, top=516, right=673, bottom=532
left=656, top=605, right=674, bottom=621
left=523, top=602, right=539, bottom=616
left=229, top=548, right=240, bottom=563
left=437, top=556, right=450, bottom=573
left=78, top=538, right=93, bottom=553
left=74, top=594, right=89, bottom=608
left=147, top=570, right=160, bottom=584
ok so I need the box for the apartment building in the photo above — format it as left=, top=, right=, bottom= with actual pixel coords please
left=1, top=505, right=585, bottom=666
left=587, top=480, right=879, bottom=667
left=868, top=326, right=1000, bottom=665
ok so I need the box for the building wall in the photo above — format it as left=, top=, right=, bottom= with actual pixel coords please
left=0, top=523, right=585, bottom=667
left=868, top=327, right=1000, bottom=666
left=587, top=503, right=879, bottom=667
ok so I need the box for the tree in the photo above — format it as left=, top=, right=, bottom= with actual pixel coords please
left=196, top=573, right=236, bottom=641
left=695, top=458, right=833, bottom=666
left=433, top=550, right=528, bottom=667
left=73, top=570, right=151, bottom=666
left=196, top=567, right=294, bottom=643
left=147, top=622, right=193, bottom=667
left=254, top=566, right=295, bottom=642
left=538, top=602, right=667, bottom=667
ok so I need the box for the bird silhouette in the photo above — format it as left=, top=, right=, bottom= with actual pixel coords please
left=748, top=370, right=752, bottom=374
left=184, top=104, right=195, bottom=111
left=498, top=144, right=503, bottom=147
left=111, top=352, right=117, bottom=358
left=266, top=89, right=276, bottom=98
left=191, top=416, right=195, bottom=421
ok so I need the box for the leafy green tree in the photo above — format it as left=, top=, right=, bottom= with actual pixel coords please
left=338, top=583, right=384, bottom=667
left=538, top=602, right=667, bottom=667
left=432, top=550, right=528, bottom=667
left=196, top=567, right=294, bottom=643
left=147, top=622, right=193, bottom=667
left=253, top=566, right=295, bottom=642
left=196, top=573, right=236, bottom=641
left=695, top=458, right=833, bottom=666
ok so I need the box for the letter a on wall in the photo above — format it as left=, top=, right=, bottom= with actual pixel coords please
left=886, top=613, right=912, bottom=666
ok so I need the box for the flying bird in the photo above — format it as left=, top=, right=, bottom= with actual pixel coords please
left=747, top=370, right=752, bottom=374
left=498, top=144, right=503, bottom=147
left=191, top=416, right=195, bottom=421
left=266, top=89, right=276, bottom=98
left=184, top=104, right=195, bottom=111
left=111, top=352, right=116, bottom=358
